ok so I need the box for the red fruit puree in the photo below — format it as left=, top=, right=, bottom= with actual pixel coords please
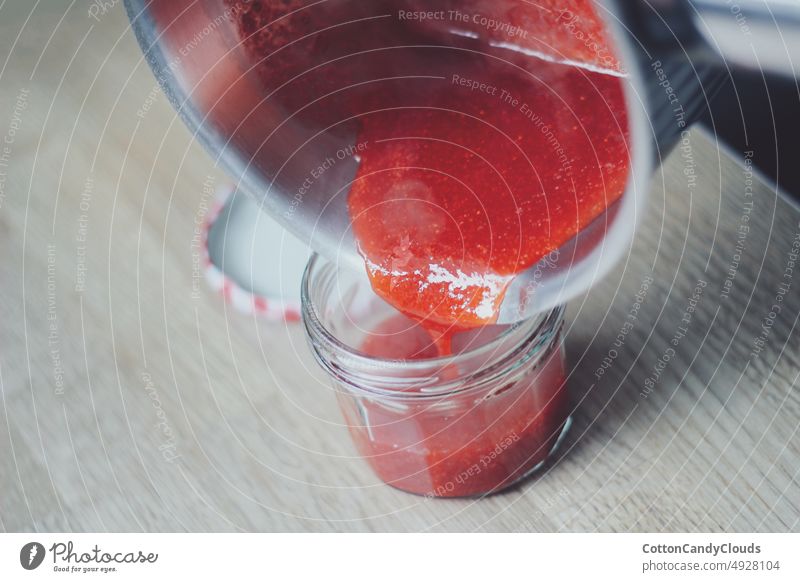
left=350, top=314, right=569, bottom=496
left=229, top=0, right=628, bottom=495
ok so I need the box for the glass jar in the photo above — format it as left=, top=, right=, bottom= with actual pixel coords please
left=301, top=255, right=571, bottom=498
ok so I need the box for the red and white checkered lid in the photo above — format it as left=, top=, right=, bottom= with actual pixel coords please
left=200, top=183, right=308, bottom=322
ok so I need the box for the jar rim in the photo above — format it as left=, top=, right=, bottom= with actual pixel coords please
left=301, top=253, right=565, bottom=397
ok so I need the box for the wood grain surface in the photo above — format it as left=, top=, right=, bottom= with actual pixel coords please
left=1, top=3, right=798, bottom=532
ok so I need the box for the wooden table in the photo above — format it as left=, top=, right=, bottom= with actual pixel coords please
left=1, top=4, right=798, bottom=533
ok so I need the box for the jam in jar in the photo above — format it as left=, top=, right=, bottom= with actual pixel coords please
left=302, top=256, right=570, bottom=497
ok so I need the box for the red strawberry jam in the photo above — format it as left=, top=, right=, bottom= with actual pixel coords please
left=229, top=0, right=626, bottom=495
left=227, top=0, right=628, bottom=334
left=349, top=314, right=569, bottom=497
left=349, top=63, right=627, bottom=334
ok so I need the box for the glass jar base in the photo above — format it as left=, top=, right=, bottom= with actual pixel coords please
left=385, top=415, right=573, bottom=499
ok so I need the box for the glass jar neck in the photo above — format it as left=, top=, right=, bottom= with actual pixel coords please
left=302, top=255, right=565, bottom=400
